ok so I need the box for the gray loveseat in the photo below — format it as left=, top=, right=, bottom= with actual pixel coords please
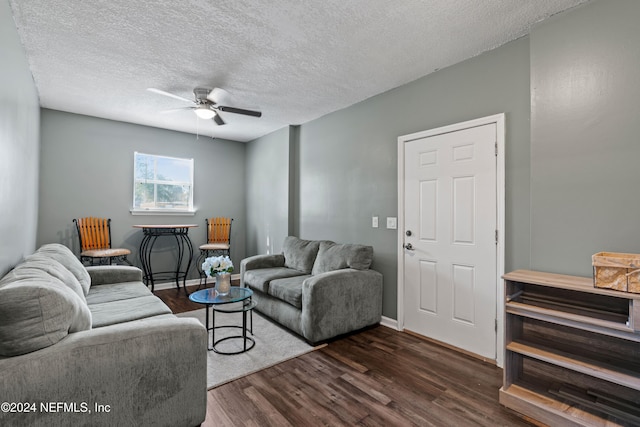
left=0, top=243, right=206, bottom=427
left=240, top=236, right=383, bottom=344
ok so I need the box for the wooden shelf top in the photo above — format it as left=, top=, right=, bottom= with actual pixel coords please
left=503, top=270, right=640, bottom=300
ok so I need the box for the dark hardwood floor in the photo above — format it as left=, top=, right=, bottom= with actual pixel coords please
left=156, top=286, right=534, bottom=427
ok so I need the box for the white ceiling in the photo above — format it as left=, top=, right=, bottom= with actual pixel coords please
left=9, top=0, right=589, bottom=142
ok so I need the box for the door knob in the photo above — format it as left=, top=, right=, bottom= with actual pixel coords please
left=403, top=243, right=414, bottom=250
left=406, top=230, right=412, bottom=236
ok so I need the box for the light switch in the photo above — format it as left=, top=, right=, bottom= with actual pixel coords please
left=372, top=216, right=379, bottom=228
left=386, top=217, right=397, bottom=229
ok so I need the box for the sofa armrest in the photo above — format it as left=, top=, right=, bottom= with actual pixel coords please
left=301, top=269, right=383, bottom=343
left=0, top=317, right=207, bottom=427
left=240, top=254, right=285, bottom=286
left=86, top=265, right=143, bottom=285
left=241, top=254, right=285, bottom=270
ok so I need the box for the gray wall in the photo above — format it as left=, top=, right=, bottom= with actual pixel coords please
left=0, top=0, right=40, bottom=276
left=530, top=0, right=640, bottom=276
left=296, top=38, right=531, bottom=319
left=245, top=126, right=290, bottom=255
left=38, top=109, right=246, bottom=277
left=246, top=37, right=531, bottom=319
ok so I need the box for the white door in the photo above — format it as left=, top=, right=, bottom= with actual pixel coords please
left=401, top=122, right=498, bottom=359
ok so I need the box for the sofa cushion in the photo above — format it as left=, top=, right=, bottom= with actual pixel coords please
left=89, top=295, right=172, bottom=328
left=86, top=265, right=143, bottom=285
left=268, top=275, right=310, bottom=309
left=282, top=236, right=321, bottom=273
left=0, top=275, right=92, bottom=357
left=311, top=241, right=374, bottom=275
left=36, top=243, right=91, bottom=295
left=243, top=267, right=308, bottom=293
left=86, top=282, right=153, bottom=305
left=19, top=253, right=87, bottom=303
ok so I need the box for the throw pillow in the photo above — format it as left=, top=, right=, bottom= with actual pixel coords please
left=311, top=241, right=374, bottom=275
left=36, top=243, right=91, bottom=295
left=282, top=236, right=321, bottom=273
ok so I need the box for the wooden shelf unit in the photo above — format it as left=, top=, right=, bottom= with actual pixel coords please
left=501, top=270, right=640, bottom=427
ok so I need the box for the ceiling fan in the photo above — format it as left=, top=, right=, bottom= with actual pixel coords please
left=147, top=87, right=262, bottom=125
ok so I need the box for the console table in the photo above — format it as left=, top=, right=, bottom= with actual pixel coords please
left=133, top=224, right=198, bottom=293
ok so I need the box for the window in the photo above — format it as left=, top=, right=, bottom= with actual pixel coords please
left=132, top=152, right=194, bottom=214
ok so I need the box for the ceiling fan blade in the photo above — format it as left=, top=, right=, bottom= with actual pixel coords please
left=217, top=105, right=262, bottom=117
left=147, top=88, right=193, bottom=104
left=159, top=107, right=194, bottom=114
left=207, top=87, right=231, bottom=104
left=213, top=114, right=226, bottom=126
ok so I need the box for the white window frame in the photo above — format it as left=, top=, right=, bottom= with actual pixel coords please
left=131, top=152, right=195, bottom=215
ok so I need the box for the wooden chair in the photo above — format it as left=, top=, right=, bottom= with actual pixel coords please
left=73, top=217, right=131, bottom=265
left=199, top=217, right=233, bottom=257
left=198, top=217, right=233, bottom=285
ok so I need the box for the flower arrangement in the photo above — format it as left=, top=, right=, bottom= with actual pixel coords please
left=202, top=255, right=234, bottom=277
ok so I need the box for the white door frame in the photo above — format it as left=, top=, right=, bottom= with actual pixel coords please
left=397, top=113, right=506, bottom=367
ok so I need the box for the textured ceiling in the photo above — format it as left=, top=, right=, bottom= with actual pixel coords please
left=9, top=0, right=589, bottom=142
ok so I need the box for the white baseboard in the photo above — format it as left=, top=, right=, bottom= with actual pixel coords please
left=380, top=315, right=399, bottom=330
left=151, top=273, right=241, bottom=291
left=152, top=279, right=201, bottom=291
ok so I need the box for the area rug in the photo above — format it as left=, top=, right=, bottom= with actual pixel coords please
left=177, top=308, right=319, bottom=389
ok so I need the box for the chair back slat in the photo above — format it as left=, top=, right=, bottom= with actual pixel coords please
left=207, top=217, right=232, bottom=244
left=76, top=217, right=111, bottom=250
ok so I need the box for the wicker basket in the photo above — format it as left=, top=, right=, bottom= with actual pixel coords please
left=592, top=252, right=640, bottom=293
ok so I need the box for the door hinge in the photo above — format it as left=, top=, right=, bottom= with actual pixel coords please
left=495, top=319, right=498, bottom=332
left=495, top=230, right=498, bottom=245
left=495, top=142, right=498, bottom=156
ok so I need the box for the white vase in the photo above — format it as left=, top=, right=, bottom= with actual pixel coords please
left=215, top=272, right=231, bottom=296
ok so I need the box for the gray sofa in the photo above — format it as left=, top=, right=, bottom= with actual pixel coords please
left=0, top=243, right=207, bottom=427
left=241, top=236, right=383, bottom=344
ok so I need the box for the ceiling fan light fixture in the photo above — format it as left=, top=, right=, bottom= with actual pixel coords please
left=194, top=105, right=216, bottom=120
